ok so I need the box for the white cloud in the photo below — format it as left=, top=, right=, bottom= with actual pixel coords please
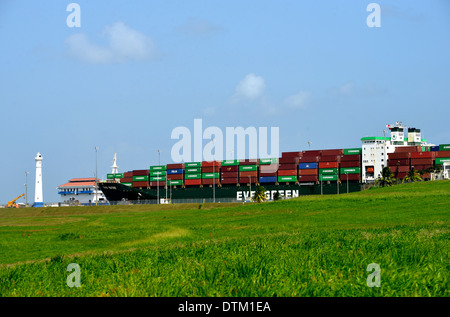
left=65, top=22, right=157, bottom=64
left=233, top=73, right=266, bottom=101
left=284, top=91, right=310, bottom=110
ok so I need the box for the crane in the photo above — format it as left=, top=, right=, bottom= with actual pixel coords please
left=7, top=194, right=25, bottom=208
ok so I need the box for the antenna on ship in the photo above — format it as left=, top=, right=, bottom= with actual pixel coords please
left=307, top=141, right=312, bottom=149
left=111, top=153, right=118, bottom=174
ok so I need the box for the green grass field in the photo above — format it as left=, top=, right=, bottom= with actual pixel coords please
left=0, top=180, right=448, bottom=297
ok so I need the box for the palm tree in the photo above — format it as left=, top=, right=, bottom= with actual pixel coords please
left=252, top=186, right=267, bottom=203
left=402, top=167, right=422, bottom=183
left=375, top=166, right=395, bottom=187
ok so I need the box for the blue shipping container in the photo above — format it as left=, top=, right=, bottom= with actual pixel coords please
left=298, top=162, right=318, bottom=169
left=167, top=168, right=184, bottom=175
left=430, top=146, right=439, bottom=152
left=259, top=176, right=277, bottom=183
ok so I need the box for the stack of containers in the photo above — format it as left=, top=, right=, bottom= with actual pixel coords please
left=220, top=160, right=239, bottom=185
left=410, top=152, right=435, bottom=173
left=106, top=173, right=125, bottom=181
left=184, top=162, right=202, bottom=186
left=388, top=146, right=420, bottom=179
left=435, top=144, right=450, bottom=167
left=298, top=150, right=320, bottom=183
left=166, top=163, right=184, bottom=187
left=149, top=165, right=166, bottom=187
left=119, top=171, right=133, bottom=187
left=202, top=161, right=221, bottom=186
left=238, top=159, right=259, bottom=184
left=258, top=158, right=278, bottom=184
left=339, top=148, right=362, bottom=182
left=278, top=152, right=301, bottom=183
left=132, top=169, right=150, bottom=188
left=318, top=149, right=343, bottom=182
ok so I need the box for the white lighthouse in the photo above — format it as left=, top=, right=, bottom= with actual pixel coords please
left=32, top=152, right=44, bottom=207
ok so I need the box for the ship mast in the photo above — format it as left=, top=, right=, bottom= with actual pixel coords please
left=111, top=153, right=118, bottom=174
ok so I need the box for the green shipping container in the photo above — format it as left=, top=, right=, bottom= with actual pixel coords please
left=184, top=173, right=202, bottom=179
left=185, top=162, right=202, bottom=167
left=121, top=182, right=132, bottom=187
left=107, top=174, right=115, bottom=179
left=150, top=170, right=167, bottom=176
left=344, top=148, right=362, bottom=155
left=185, top=167, right=202, bottom=173
left=319, top=168, right=338, bottom=175
left=435, top=157, right=450, bottom=165
left=319, top=174, right=338, bottom=181
left=114, top=173, right=124, bottom=179
left=150, top=176, right=166, bottom=181
left=239, top=165, right=258, bottom=171
left=278, top=175, right=297, bottom=182
left=340, top=167, right=361, bottom=174
left=259, top=158, right=279, bottom=165
left=221, top=160, right=239, bottom=166
left=149, top=165, right=167, bottom=171
left=439, top=144, right=450, bottom=151
left=167, top=179, right=183, bottom=186
left=133, top=175, right=149, bottom=182
left=202, top=173, right=219, bottom=179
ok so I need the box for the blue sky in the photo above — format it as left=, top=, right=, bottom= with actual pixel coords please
left=1, top=0, right=449, bottom=203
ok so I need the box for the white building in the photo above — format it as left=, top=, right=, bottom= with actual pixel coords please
left=57, top=178, right=107, bottom=205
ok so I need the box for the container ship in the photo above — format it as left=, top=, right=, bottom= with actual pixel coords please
left=98, top=123, right=450, bottom=203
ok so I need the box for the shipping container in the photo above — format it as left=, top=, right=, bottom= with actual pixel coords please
left=388, top=159, right=410, bottom=166
left=150, top=170, right=167, bottom=177
left=389, top=166, right=410, bottom=173
left=321, top=149, right=344, bottom=156
left=114, top=173, right=125, bottom=179
left=435, top=157, right=450, bottom=165
left=184, top=179, right=202, bottom=186
left=259, top=176, right=277, bottom=183
left=202, top=161, right=221, bottom=167
left=259, top=172, right=278, bottom=177
left=388, top=152, right=411, bottom=160
left=278, top=175, right=297, bottom=182
left=149, top=166, right=166, bottom=171
left=119, top=177, right=133, bottom=183
left=413, top=165, right=433, bottom=171
left=107, top=174, right=115, bottom=179
left=167, top=174, right=183, bottom=180
left=259, top=164, right=278, bottom=173
left=394, top=146, right=421, bottom=153
left=340, top=155, right=361, bottom=162
left=184, top=173, right=202, bottom=179
left=278, top=164, right=298, bottom=170
left=340, top=167, right=361, bottom=174
left=411, top=158, right=434, bottom=166
left=278, top=169, right=297, bottom=176
left=239, top=171, right=258, bottom=177
left=121, top=182, right=132, bottom=187
left=124, top=171, right=133, bottom=178
left=298, top=162, right=318, bottom=169
left=221, top=165, right=239, bottom=172
left=340, top=161, right=361, bottom=168
left=319, top=174, right=338, bottom=181
left=259, top=158, right=279, bottom=165
left=238, top=159, right=259, bottom=165
left=430, top=146, right=439, bottom=152
left=167, top=179, right=183, bottom=186
left=132, top=175, right=149, bottom=182
left=221, top=159, right=239, bottom=166
left=166, top=163, right=185, bottom=169
left=239, top=177, right=258, bottom=183
left=302, top=150, right=322, bottom=157
left=436, top=151, right=450, bottom=158
left=150, top=176, right=166, bottom=181
left=298, top=169, right=317, bottom=176
left=439, top=144, right=450, bottom=151
left=132, top=169, right=150, bottom=176
left=167, top=168, right=184, bottom=175
left=299, top=156, right=320, bottom=163
left=185, top=167, right=202, bottom=174
left=298, top=175, right=318, bottom=182
left=149, top=181, right=166, bottom=187
left=185, top=162, right=202, bottom=167
left=319, top=168, right=338, bottom=175
left=220, top=171, right=239, bottom=178
left=132, top=181, right=149, bottom=188
left=319, top=155, right=341, bottom=162
left=202, top=178, right=220, bottom=185
left=339, top=174, right=361, bottom=181
left=344, top=148, right=362, bottom=155
left=220, top=178, right=239, bottom=184
left=396, top=172, right=407, bottom=179
left=281, top=151, right=303, bottom=158
left=279, top=157, right=300, bottom=164
left=318, top=162, right=339, bottom=169
left=201, top=166, right=216, bottom=173
left=410, top=152, right=436, bottom=159
left=238, top=165, right=258, bottom=171
left=202, top=172, right=220, bottom=179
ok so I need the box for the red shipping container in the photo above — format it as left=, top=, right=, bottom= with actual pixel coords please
left=132, top=181, right=149, bottom=188
left=299, top=156, right=320, bottom=163
left=278, top=164, right=297, bottom=170
left=389, top=166, right=409, bottom=173
left=167, top=163, right=185, bottom=169
left=239, top=177, right=258, bottom=183
left=410, top=152, right=435, bottom=159
left=279, top=157, right=300, bottom=164
left=388, top=152, right=411, bottom=159
left=238, top=159, right=259, bottom=165
left=221, top=166, right=239, bottom=172
left=220, top=172, right=238, bottom=178
left=149, top=181, right=166, bottom=187
left=120, top=177, right=133, bottom=183
left=167, top=174, right=183, bottom=180
left=340, top=155, right=361, bottom=162
left=239, top=171, right=258, bottom=177
left=339, top=174, right=361, bottom=181
left=259, top=172, right=278, bottom=177
left=319, top=155, right=341, bottom=162
left=281, top=151, right=303, bottom=158
left=436, top=151, right=450, bottom=158
left=202, top=161, right=221, bottom=167
left=124, top=172, right=133, bottom=178
left=201, top=178, right=220, bottom=185
left=203, top=166, right=220, bottom=173
left=185, top=179, right=202, bottom=186
left=302, top=150, right=322, bottom=156
left=413, top=165, right=433, bottom=171
left=278, top=170, right=297, bottom=176
left=340, top=161, right=361, bottom=168
left=220, top=178, right=238, bottom=184
left=388, top=159, right=409, bottom=166
left=259, top=164, right=278, bottom=173
left=319, top=162, right=339, bottom=168
left=298, top=169, right=317, bottom=176
left=395, top=146, right=421, bottom=153
left=422, top=173, right=431, bottom=179
left=321, top=149, right=344, bottom=156
left=411, top=158, right=433, bottom=166
left=132, top=170, right=149, bottom=176
left=396, top=172, right=407, bottom=179
left=298, top=175, right=318, bottom=182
